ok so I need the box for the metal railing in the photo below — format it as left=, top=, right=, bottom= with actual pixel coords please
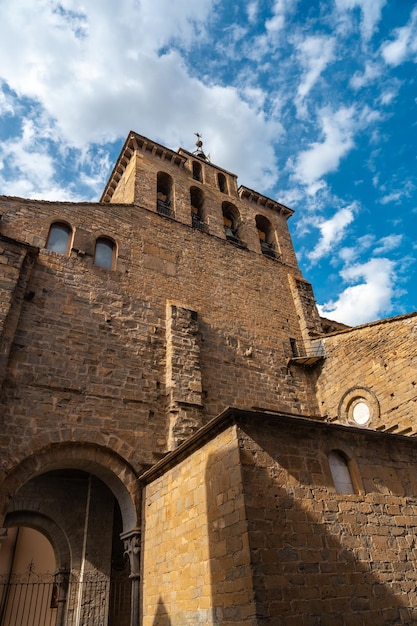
left=192, top=215, right=209, bottom=233
left=156, top=200, right=174, bottom=218
left=0, top=572, right=130, bottom=626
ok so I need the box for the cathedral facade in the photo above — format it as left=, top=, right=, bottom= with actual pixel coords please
left=0, top=131, right=416, bottom=625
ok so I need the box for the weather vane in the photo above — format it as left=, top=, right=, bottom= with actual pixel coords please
left=193, top=132, right=209, bottom=161
left=195, top=132, right=203, bottom=149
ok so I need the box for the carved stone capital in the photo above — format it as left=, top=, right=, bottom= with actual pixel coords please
left=54, top=567, right=70, bottom=585
left=121, top=530, right=141, bottom=579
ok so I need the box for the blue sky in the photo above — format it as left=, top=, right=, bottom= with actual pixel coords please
left=0, top=0, right=416, bottom=325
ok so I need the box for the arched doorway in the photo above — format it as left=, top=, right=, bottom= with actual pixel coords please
left=0, top=445, right=141, bottom=626
left=0, top=527, right=57, bottom=626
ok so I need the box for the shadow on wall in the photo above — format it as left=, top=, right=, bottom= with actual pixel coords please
left=206, top=421, right=417, bottom=625
left=152, top=597, right=172, bottom=626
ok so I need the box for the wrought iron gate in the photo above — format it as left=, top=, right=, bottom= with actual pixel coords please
left=0, top=572, right=58, bottom=626
left=0, top=570, right=131, bottom=626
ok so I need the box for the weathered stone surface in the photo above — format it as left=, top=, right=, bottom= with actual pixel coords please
left=141, top=412, right=417, bottom=625
left=0, top=130, right=416, bottom=625
left=316, top=314, right=417, bottom=434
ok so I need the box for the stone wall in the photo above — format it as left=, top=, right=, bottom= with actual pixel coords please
left=0, top=192, right=319, bottom=478
left=0, top=237, right=37, bottom=387
left=315, top=313, right=417, bottom=434
left=141, top=411, right=417, bottom=625
left=238, top=414, right=417, bottom=625
left=140, top=424, right=257, bottom=626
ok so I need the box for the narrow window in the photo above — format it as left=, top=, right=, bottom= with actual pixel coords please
left=46, top=222, right=72, bottom=255
left=328, top=451, right=356, bottom=494
left=94, top=237, right=116, bottom=270
left=192, top=161, right=203, bottom=182
left=290, top=338, right=298, bottom=357
left=256, top=215, right=277, bottom=258
left=222, top=202, right=241, bottom=244
left=190, top=187, right=207, bottom=232
left=217, top=172, right=227, bottom=194
left=157, top=172, right=174, bottom=217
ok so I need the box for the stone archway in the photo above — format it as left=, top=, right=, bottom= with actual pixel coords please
left=0, top=524, right=59, bottom=626
left=0, top=443, right=144, bottom=626
left=0, top=441, right=142, bottom=533
left=4, top=510, right=71, bottom=570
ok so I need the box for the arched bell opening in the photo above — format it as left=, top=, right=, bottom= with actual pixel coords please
left=255, top=214, right=278, bottom=259
left=222, top=201, right=242, bottom=245
left=190, top=186, right=208, bottom=232
left=156, top=172, right=174, bottom=217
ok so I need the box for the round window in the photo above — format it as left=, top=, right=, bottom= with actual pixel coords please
left=339, top=387, right=379, bottom=427
left=352, top=401, right=370, bottom=425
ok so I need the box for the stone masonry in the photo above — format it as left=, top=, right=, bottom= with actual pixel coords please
left=0, top=130, right=416, bottom=625
left=141, top=410, right=417, bottom=625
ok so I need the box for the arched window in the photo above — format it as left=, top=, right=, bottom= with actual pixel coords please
left=217, top=172, right=228, bottom=194
left=328, top=450, right=356, bottom=494
left=156, top=172, right=174, bottom=217
left=256, top=215, right=277, bottom=258
left=46, top=222, right=72, bottom=255
left=222, top=202, right=242, bottom=245
left=190, top=187, right=207, bottom=232
left=192, top=161, right=203, bottom=182
left=94, top=237, right=116, bottom=270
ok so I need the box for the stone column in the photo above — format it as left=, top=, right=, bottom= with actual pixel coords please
left=54, top=568, right=70, bottom=626
left=122, top=530, right=141, bottom=626
left=0, top=527, right=7, bottom=551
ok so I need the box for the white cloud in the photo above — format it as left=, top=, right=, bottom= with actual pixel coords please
left=249, top=0, right=297, bottom=58
left=0, top=86, right=16, bottom=116
left=380, top=179, right=416, bottom=205
left=373, top=234, right=403, bottom=254
left=318, top=257, right=396, bottom=325
left=0, top=0, right=284, bottom=195
left=335, top=0, right=387, bottom=42
left=308, top=206, right=355, bottom=261
left=0, top=1, right=214, bottom=143
left=379, top=89, right=397, bottom=105
left=380, top=190, right=403, bottom=205
left=247, top=1, right=259, bottom=24
left=381, top=7, right=417, bottom=66
left=339, top=233, right=375, bottom=263
left=295, top=35, right=336, bottom=116
left=266, top=0, right=295, bottom=34
left=350, top=62, right=381, bottom=89
left=293, top=106, right=356, bottom=188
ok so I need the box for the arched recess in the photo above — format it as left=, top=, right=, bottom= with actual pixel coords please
left=192, top=160, right=203, bottom=182
left=0, top=442, right=141, bottom=535
left=217, top=172, right=228, bottom=194
left=156, top=171, right=174, bottom=217
left=255, top=214, right=278, bottom=258
left=222, top=201, right=242, bottom=244
left=190, top=186, right=207, bottom=231
left=4, top=510, right=71, bottom=571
